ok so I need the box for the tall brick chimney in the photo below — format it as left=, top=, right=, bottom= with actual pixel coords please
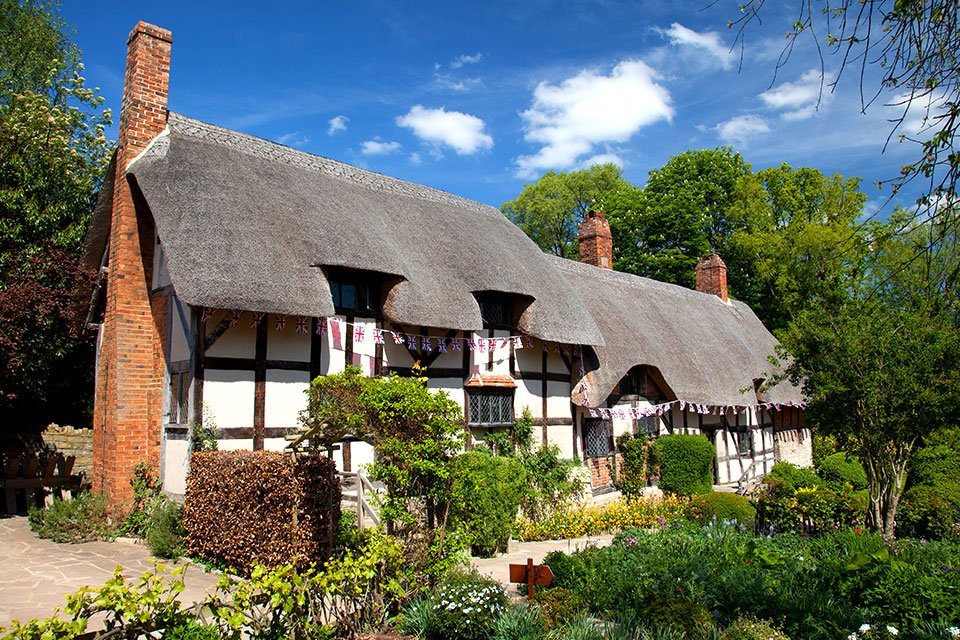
left=92, top=22, right=172, bottom=508
left=695, top=253, right=728, bottom=302
left=578, top=210, right=613, bottom=269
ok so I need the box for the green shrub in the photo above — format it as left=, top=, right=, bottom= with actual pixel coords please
left=146, top=497, right=184, bottom=559
left=449, top=450, right=527, bottom=556
left=719, top=617, right=790, bottom=640
left=535, top=587, right=585, bottom=630
left=817, top=452, right=867, bottom=490
left=164, top=620, right=220, bottom=640
left=518, top=442, right=583, bottom=521
left=27, top=492, right=113, bottom=543
left=427, top=572, right=508, bottom=640
left=766, top=462, right=822, bottom=493
left=897, top=483, right=960, bottom=539
left=641, top=597, right=715, bottom=639
left=491, top=604, right=544, bottom=640
left=119, top=461, right=164, bottom=538
left=395, top=597, right=435, bottom=638
left=616, top=433, right=655, bottom=499
left=654, top=434, right=715, bottom=496
left=685, top=492, right=756, bottom=527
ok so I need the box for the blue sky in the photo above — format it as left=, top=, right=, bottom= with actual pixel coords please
left=61, top=1, right=925, bottom=215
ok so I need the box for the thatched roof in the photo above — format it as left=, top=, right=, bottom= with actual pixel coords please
left=85, top=113, right=604, bottom=345
left=555, top=258, right=803, bottom=408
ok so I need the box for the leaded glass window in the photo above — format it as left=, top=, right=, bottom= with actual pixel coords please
left=584, top=419, right=612, bottom=458
left=467, top=390, right=513, bottom=426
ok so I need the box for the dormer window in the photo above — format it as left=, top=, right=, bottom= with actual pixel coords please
left=326, top=268, right=381, bottom=314
left=474, top=292, right=515, bottom=328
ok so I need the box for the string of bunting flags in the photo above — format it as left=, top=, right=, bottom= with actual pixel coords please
left=201, top=308, right=560, bottom=353
left=586, top=399, right=806, bottom=420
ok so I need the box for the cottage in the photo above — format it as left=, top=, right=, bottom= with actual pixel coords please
left=83, top=22, right=810, bottom=505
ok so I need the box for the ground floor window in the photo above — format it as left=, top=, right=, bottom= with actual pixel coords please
left=584, top=418, right=612, bottom=457
left=168, top=370, right=189, bottom=425
left=467, top=389, right=513, bottom=427
left=734, top=429, right=753, bottom=456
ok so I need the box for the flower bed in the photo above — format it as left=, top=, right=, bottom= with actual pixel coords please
left=513, top=495, right=687, bottom=541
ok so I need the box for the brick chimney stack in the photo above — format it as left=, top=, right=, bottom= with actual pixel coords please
left=92, top=22, right=172, bottom=508
left=578, top=210, right=613, bottom=269
left=695, top=253, right=728, bottom=302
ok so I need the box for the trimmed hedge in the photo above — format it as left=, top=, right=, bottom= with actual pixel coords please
left=449, top=451, right=526, bottom=557
left=766, top=462, right=821, bottom=493
left=817, top=452, right=867, bottom=490
left=184, top=451, right=340, bottom=573
left=686, top=491, right=756, bottom=527
left=655, top=434, right=715, bottom=496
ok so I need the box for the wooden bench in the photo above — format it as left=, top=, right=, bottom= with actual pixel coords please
left=1, top=452, right=86, bottom=513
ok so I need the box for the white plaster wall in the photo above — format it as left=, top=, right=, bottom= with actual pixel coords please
left=546, top=381, right=570, bottom=418
left=205, top=370, right=255, bottom=429
left=169, top=297, right=192, bottom=362
left=515, top=380, right=542, bottom=418
left=217, top=438, right=255, bottom=451
left=265, top=370, right=310, bottom=429
left=161, top=437, right=189, bottom=495
left=776, top=427, right=814, bottom=467
left=206, top=316, right=256, bottom=359
left=266, top=318, right=311, bottom=361
left=546, top=349, right=569, bottom=374
left=546, top=423, right=576, bottom=459
left=426, top=378, right=464, bottom=414
left=515, top=344, right=539, bottom=373
left=353, top=441, right=375, bottom=472
left=263, top=437, right=289, bottom=452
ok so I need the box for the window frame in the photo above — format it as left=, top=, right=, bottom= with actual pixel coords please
left=466, top=388, right=515, bottom=427
left=583, top=418, right=613, bottom=458
left=168, top=370, right=190, bottom=425
left=326, top=268, right=382, bottom=315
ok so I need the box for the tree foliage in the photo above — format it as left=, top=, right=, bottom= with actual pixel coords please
left=501, top=163, right=631, bottom=259
left=0, top=0, right=111, bottom=431
left=779, top=210, right=960, bottom=536
left=731, top=0, right=959, bottom=256
left=609, top=148, right=750, bottom=288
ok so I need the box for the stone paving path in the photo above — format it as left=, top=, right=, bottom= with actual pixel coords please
left=0, top=516, right=220, bottom=630
left=471, top=534, right=615, bottom=595
left=0, top=514, right=614, bottom=629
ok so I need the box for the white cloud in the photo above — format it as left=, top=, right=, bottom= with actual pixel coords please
left=274, top=131, right=311, bottom=147
left=662, top=22, right=735, bottom=71
left=409, top=152, right=423, bottom=165
left=450, top=52, right=483, bottom=69
left=396, top=105, right=493, bottom=155
left=360, top=139, right=402, bottom=156
left=327, top=115, right=349, bottom=135
left=760, top=69, right=830, bottom=120
left=580, top=152, right=624, bottom=169
left=715, top=114, right=770, bottom=145
left=515, top=60, right=672, bottom=178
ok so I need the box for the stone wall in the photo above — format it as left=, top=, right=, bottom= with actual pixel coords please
left=42, top=425, right=93, bottom=475
left=774, top=427, right=813, bottom=468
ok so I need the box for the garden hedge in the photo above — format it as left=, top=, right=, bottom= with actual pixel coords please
left=654, top=434, right=715, bottom=496
left=448, top=450, right=526, bottom=556
left=184, top=451, right=340, bottom=573
left=817, top=452, right=867, bottom=490
left=685, top=491, right=756, bottom=527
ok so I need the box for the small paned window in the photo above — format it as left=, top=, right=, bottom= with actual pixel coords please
left=169, top=371, right=189, bottom=424
left=584, top=418, right=612, bottom=458
left=476, top=294, right=511, bottom=327
left=735, top=430, right=753, bottom=456
left=638, top=414, right=659, bottom=438
left=467, top=390, right=513, bottom=426
left=329, top=275, right=379, bottom=313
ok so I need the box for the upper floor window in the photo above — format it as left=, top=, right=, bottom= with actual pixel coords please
left=327, top=269, right=380, bottom=314
left=476, top=294, right=511, bottom=327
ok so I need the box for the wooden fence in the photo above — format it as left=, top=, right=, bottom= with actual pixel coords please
left=1, top=452, right=86, bottom=513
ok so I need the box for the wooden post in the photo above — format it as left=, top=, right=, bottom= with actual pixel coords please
left=527, top=557, right=535, bottom=602
left=356, top=473, right=364, bottom=527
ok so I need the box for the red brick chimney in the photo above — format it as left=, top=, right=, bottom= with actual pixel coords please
left=92, top=22, right=172, bottom=509
left=578, top=210, right=613, bottom=269
left=695, top=253, right=728, bottom=302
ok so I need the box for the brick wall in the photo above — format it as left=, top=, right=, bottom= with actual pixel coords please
left=42, top=425, right=93, bottom=474
left=578, top=210, right=613, bottom=269
left=587, top=453, right=623, bottom=489
left=695, top=254, right=728, bottom=302
left=92, top=22, right=173, bottom=509
left=774, top=427, right=813, bottom=468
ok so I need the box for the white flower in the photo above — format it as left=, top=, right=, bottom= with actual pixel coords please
left=860, top=624, right=872, bottom=632
left=947, top=627, right=959, bottom=638
left=886, top=627, right=898, bottom=636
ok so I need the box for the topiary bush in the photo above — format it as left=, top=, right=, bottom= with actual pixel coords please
left=449, top=450, right=527, bottom=556
left=686, top=491, right=756, bottom=527
left=817, top=452, right=867, bottom=490
left=766, top=462, right=822, bottom=493
left=654, top=434, right=715, bottom=496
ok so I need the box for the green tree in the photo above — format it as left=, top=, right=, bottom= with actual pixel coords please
left=726, top=164, right=867, bottom=331
left=608, top=148, right=751, bottom=288
left=0, top=0, right=111, bottom=431
left=501, top=163, right=631, bottom=259
left=779, top=211, right=960, bottom=537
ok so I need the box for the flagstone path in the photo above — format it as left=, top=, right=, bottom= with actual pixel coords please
left=0, top=514, right=615, bottom=629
